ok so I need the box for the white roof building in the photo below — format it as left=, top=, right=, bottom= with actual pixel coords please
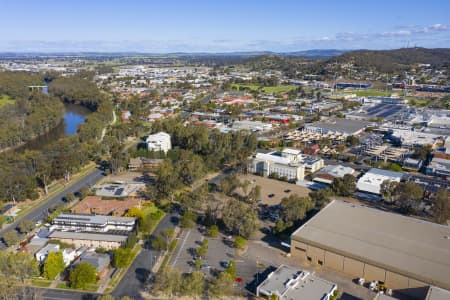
left=314, top=165, right=355, bottom=184
left=356, top=168, right=403, bottom=195
left=146, top=132, right=172, bottom=153
left=249, top=152, right=305, bottom=181
left=35, top=243, right=60, bottom=263
left=257, top=265, right=337, bottom=300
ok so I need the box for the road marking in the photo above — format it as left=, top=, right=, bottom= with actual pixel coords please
left=171, top=229, right=191, bottom=266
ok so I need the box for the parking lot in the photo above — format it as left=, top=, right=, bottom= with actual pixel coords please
left=236, top=174, right=311, bottom=205
left=170, top=226, right=376, bottom=299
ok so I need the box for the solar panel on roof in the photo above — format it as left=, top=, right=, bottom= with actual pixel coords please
left=114, top=188, right=124, bottom=195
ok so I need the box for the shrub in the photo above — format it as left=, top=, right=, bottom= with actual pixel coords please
left=234, top=236, right=247, bottom=250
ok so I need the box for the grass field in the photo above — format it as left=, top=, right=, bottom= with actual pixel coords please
left=231, top=84, right=297, bottom=93
left=341, top=89, right=392, bottom=97
left=0, top=95, right=15, bottom=108
left=31, top=279, right=52, bottom=288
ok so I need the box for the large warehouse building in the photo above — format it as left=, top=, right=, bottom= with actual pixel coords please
left=291, top=200, right=450, bottom=299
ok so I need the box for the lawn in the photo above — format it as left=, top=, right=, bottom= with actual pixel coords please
left=0, top=95, right=15, bottom=108
left=341, top=89, right=392, bottom=97
left=140, top=202, right=165, bottom=236
left=31, top=279, right=52, bottom=287
left=56, top=282, right=98, bottom=291
left=231, top=84, right=297, bottom=94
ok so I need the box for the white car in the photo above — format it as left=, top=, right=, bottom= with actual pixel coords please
left=358, top=278, right=365, bottom=286
left=369, top=281, right=378, bottom=291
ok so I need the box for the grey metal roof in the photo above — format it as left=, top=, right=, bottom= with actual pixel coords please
left=292, top=200, right=450, bottom=290
left=49, top=231, right=128, bottom=243
left=53, top=214, right=135, bottom=225
left=306, top=118, right=371, bottom=135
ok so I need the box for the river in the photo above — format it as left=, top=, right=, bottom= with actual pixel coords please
left=15, top=103, right=91, bottom=152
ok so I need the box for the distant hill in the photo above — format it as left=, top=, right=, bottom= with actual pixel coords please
left=329, top=48, right=450, bottom=73
left=283, top=49, right=349, bottom=58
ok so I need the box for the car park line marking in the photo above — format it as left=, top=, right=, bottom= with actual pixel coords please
left=172, top=229, right=191, bottom=266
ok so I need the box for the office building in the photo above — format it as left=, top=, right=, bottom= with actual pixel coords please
left=146, top=131, right=172, bottom=153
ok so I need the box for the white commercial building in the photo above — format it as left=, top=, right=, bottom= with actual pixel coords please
left=356, top=168, right=403, bottom=195
left=248, top=148, right=318, bottom=181
left=249, top=150, right=305, bottom=181
left=146, top=132, right=172, bottom=153
left=313, top=165, right=355, bottom=184
left=232, top=120, right=273, bottom=132
left=257, top=265, right=337, bottom=300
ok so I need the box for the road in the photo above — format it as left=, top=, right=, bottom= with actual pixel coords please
left=38, top=287, right=100, bottom=300
left=0, top=168, right=106, bottom=249
left=112, top=212, right=179, bottom=299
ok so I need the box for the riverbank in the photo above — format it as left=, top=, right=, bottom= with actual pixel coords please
left=0, top=103, right=90, bottom=153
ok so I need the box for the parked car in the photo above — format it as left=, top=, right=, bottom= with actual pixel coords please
left=220, top=261, right=230, bottom=268
left=369, top=281, right=377, bottom=291
left=268, top=193, right=275, bottom=198
left=200, top=263, right=211, bottom=270
left=284, top=189, right=291, bottom=193
left=357, top=278, right=365, bottom=286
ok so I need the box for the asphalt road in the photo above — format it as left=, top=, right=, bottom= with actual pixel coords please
left=112, top=212, right=179, bottom=299
left=0, top=168, right=106, bottom=249
left=38, top=287, right=99, bottom=300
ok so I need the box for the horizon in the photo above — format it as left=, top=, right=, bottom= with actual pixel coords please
left=0, top=47, right=449, bottom=55
left=1, top=0, right=450, bottom=52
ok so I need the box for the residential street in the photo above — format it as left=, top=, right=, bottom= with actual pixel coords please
left=0, top=168, right=106, bottom=249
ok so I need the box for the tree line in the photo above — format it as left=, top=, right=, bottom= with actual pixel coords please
left=0, top=71, right=64, bottom=150
left=0, top=75, right=114, bottom=203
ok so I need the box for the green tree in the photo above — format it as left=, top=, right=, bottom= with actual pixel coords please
left=3, top=230, right=20, bottom=246
left=280, top=194, right=314, bottom=222
left=8, top=251, right=39, bottom=283
left=222, top=199, right=259, bottom=238
left=345, top=135, right=360, bottom=146
left=43, top=251, right=66, bottom=280
left=380, top=180, right=399, bottom=203
left=152, top=235, right=168, bottom=251
left=69, top=262, right=97, bottom=289
left=385, top=163, right=403, bottom=172
left=153, top=266, right=182, bottom=297
left=207, top=225, right=219, bottom=238
left=224, top=260, right=236, bottom=279
left=274, top=219, right=293, bottom=234
left=433, top=189, right=449, bottom=224
left=330, top=174, right=356, bottom=197
left=309, top=189, right=332, bottom=208
left=97, top=295, right=116, bottom=300
left=197, top=239, right=209, bottom=258
left=113, top=248, right=132, bottom=268
left=182, top=271, right=205, bottom=297
left=180, top=211, right=198, bottom=228
left=234, top=236, right=247, bottom=250
left=209, top=271, right=235, bottom=297
left=394, top=182, right=424, bottom=212
left=17, top=220, right=35, bottom=234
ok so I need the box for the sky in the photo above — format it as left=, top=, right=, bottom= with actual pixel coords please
left=0, top=0, right=450, bottom=52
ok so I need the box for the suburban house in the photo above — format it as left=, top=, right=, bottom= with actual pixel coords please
left=71, top=251, right=110, bottom=279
